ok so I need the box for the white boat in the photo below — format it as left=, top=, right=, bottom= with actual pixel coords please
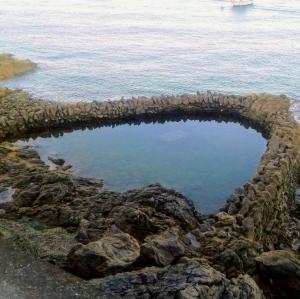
left=231, top=0, right=253, bottom=7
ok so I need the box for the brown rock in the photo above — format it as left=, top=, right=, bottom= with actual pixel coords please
left=255, top=250, right=300, bottom=298
left=215, top=212, right=236, bottom=226
left=140, top=228, right=185, bottom=266
left=68, top=231, right=140, bottom=278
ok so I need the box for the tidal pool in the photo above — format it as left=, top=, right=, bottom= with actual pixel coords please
left=17, top=119, right=267, bottom=214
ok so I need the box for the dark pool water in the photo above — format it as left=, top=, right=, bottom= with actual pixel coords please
left=17, top=119, right=266, bottom=213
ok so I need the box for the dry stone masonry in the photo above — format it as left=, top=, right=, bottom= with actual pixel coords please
left=0, top=87, right=300, bottom=298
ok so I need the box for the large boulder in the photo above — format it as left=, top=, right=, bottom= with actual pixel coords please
left=215, top=212, right=236, bottom=227
left=90, top=259, right=264, bottom=298
left=225, top=274, right=265, bottom=299
left=255, top=250, right=300, bottom=298
left=35, top=183, right=69, bottom=205
left=124, top=185, right=200, bottom=231
left=107, top=204, right=173, bottom=241
left=68, top=231, right=140, bottom=278
left=140, top=228, right=185, bottom=266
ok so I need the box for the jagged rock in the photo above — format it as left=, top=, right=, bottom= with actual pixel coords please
left=16, top=148, right=40, bottom=159
left=13, top=186, right=40, bottom=207
left=124, top=185, right=200, bottom=231
left=215, top=212, right=236, bottom=226
left=91, top=259, right=227, bottom=298
left=216, top=239, right=263, bottom=276
left=225, top=274, right=265, bottom=299
left=107, top=204, right=164, bottom=241
left=48, top=156, right=65, bottom=166
left=140, top=228, right=185, bottom=266
left=35, top=183, right=69, bottom=205
left=68, top=231, right=140, bottom=278
left=90, top=259, right=263, bottom=299
left=255, top=250, right=300, bottom=298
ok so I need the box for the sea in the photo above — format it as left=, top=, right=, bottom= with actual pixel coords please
left=1, top=0, right=297, bottom=213
left=0, top=0, right=299, bottom=102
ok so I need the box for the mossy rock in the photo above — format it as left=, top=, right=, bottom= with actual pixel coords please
left=0, top=53, right=37, bottom=80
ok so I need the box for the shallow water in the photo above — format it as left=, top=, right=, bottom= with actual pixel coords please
left=0, top=0, right=299, bottom=102
left=17, top=120, right=267, bottom=213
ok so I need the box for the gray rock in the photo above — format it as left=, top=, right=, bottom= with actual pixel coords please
left=90, top=259, right=263, bottom=299
left=225, top=274, right=265, bottom=299
left=48, top=156, right=65, bottom=166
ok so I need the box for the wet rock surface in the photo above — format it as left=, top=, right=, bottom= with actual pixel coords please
left=0, top=88, right=300, bottom=298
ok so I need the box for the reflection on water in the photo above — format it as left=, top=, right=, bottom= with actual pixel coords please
left=17, top=119, right=267, bottom=213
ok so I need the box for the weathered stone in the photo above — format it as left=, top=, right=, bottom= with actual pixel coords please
left=48, top=156, right=65, bottom=166
left=35, top=183, right=69, bottom=205
left=90, top=259, right=263, bottom=299
left=68, top=231, right=140, bottom=278
left=141, top=228, right=185, bottom=266
left=215, top=212, right=236, bottom=226
left=255, top=250, right=300, bottom=298
left=225, top=274, right=265, bottom=299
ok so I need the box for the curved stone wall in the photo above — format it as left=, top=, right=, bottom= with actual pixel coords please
left=0, top=87, right=300, bottom=298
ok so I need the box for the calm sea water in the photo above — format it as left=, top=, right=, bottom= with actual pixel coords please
left=18, top=120, right=266, bottom=213
left=0, top=0, right=299, bottom=102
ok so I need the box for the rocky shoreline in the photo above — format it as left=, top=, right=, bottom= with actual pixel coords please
left=0, top=54, right=37, bottom=81
left=0, top=87, right=300, bottom=298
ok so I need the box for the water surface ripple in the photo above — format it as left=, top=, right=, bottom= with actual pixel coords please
left=0, top=0, right=299, bottom=101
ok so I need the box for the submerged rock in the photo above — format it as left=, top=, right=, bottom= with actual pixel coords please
left=48, top=156, right=65, bottom=166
